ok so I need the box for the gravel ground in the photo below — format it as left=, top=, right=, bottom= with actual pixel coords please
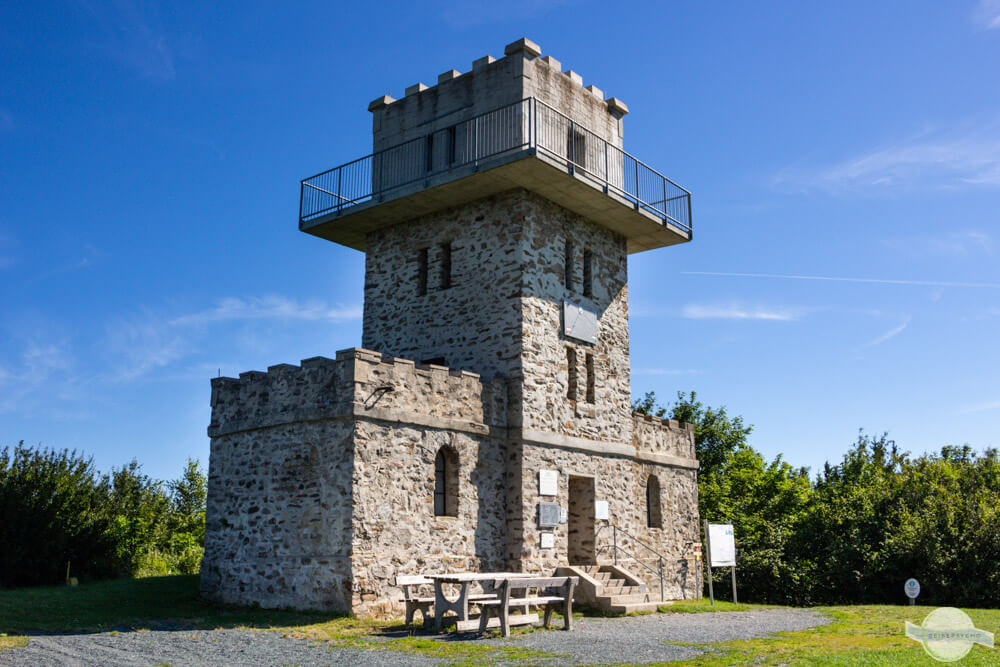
left=0, top=609, right=830, bottom=666
left=479, top=609, right=832, bottom=664
left=0, top=629, right=439, bottom=667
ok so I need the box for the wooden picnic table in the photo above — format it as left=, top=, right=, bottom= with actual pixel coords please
left=425, top=572, right=535, bottom=630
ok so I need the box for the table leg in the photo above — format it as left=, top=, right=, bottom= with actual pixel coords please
left=434, top=580, right=473, bottom=630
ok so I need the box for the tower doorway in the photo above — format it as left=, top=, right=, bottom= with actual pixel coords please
left=567, top=476, right=596, bottom=565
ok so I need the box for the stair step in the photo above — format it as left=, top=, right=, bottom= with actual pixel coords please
left=605, top=593, right=654, bottom=605
left=603, top=600, right=664, bottom=614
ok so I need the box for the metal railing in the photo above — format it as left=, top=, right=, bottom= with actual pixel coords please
left=597, top=523, right=671, bottom=602
left=299, top=98, right=692, bottom=234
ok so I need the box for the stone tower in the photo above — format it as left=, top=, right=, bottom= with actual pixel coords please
left=203, top=38, right=700, bottom=615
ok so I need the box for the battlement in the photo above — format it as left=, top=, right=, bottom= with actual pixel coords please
left=368, top=37, right=627, bottom=153
left=208, top=348, right=507, bottom=437
left=632, top=412, right=697, bottom=462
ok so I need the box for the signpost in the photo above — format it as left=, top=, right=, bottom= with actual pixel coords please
left=905, top=578, right=920, bottom=606
left=704, top=521, right=737, bottom=605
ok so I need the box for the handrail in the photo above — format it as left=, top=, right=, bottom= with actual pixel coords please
left=596, top=523, right=672, bottom=602
left=299, top=97, right=692, bottom=235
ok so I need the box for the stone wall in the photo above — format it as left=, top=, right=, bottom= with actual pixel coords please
left=203, top=348, right=508, bottom=613
left=514, top=437, right=701, bottom=600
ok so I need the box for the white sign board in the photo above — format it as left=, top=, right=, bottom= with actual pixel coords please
left=564, top=300, right=598, bottom=344
left=708, top=523, right=736, bottom=567
left=538, top=470, right=558, bottom=496
left=594, top=500, right=609, bottom=521
left=540, top=532, right=555, bottom=549
left=905, top=578, right=920, bottom=599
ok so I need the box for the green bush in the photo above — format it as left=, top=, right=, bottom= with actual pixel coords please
left=0, top=444, right=206, bottom=588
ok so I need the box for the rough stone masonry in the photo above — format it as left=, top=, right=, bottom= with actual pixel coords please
left=202, top=37, right=701, bottom=616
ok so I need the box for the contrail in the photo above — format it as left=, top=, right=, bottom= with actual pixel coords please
left=681, top=271, right=1000, bottom=289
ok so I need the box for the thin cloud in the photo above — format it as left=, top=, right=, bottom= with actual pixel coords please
left=865, top=317, right=911, bottom=347
left=171, top=296, right=362, bottom=327
left=973, top=0, right=1000, bottom=29
left=683, top=271, right=1000, bottom=289
left=956, top=399, right=1000, bottom=415
left=774, top=118, right=1000, bottom=192
left=883, top=230, right=993, bottom=257
left=633, top=368, right=701, bottom=376
left=682, top=304, right=801, bottom=322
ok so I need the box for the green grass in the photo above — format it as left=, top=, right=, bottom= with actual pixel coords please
left=0, top=576, right=564, bottom=663
left=665, top=604, right=1000, bottom=666
left=3, top=578, right=999, bottom=664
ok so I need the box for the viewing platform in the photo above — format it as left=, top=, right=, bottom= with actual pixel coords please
left=299, top=97, right=692, bottom=254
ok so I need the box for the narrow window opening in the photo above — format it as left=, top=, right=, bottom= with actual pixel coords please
left=425, top=134, right=434, bottom=173
left=564, top=240, right=574, bottom=291
left=583, top=248, right=593, bottom=298
left=566, top=347, right=577, bottom=400
left=447, top=126, right=457, bottom=165
left=417, top=247, right=429, bottom=296
left=440, top=242, right=452, bottom=289
left=646, top=475, right=662, bottom=528
left=585, top=352, right=595, bottom=403
left=434, top=447, right=458, bottom=517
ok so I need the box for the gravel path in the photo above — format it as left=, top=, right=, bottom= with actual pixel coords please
left=0, top=629, right=438, bottom=667
left=480, top=609, right=832, bottom=664
left=0, top=609, right=830, bottom=666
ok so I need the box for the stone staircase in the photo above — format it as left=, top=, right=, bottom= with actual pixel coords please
left=557, top=564, right=668, bottom=614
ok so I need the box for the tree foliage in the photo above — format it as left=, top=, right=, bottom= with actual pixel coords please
left=0, top=443, right=207, bottom=588
left=635, top=392, right=1000, bottom=606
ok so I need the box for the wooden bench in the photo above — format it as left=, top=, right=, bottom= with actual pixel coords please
left=396, top=575, right=500, bottom=625
left=476, top=576, right=578, bottom=637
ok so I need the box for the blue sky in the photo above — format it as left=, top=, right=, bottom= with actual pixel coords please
left=2, top=1, right=999, bottom=481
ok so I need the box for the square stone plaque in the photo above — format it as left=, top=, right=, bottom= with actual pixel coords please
left=538, top=501, right=560, bottom=528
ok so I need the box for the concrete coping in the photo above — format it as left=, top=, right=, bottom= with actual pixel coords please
left=381, top=356, right=415, bottom=368
left=335, top=347, right=382, bottom=362
left=367, top=94, right=395, bottom=112
left=606, top=97, right=629, bottom=117
left=472, top=55, right=496, bottom=71
left=538, top=55, right=561, bottom=72
left=212, top=376, right=240, bottom=386
left=404, top=83, right=429, bottom=97
left=415, top=363, right=450, bottom=374
left=585, top=84, right=604, bottom=100
left=564, top=70, right=583, bottom=86
left=267, top=363, right=299, bottom=374
left=239, top=370, right=266, bottom=381
left=449, top=369, right=481, bottom=379
left=300, top=356, right=336, bottom=369
left=437, top=69, right=462, bottom=84
left=503, top=37, right=542, bottom=58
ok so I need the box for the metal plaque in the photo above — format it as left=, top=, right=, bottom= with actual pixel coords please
left=595, top=500, right=609, bottom=521
left=564, top=300, right=598, bottom=344
left=538, top=502, right=560, bottom=528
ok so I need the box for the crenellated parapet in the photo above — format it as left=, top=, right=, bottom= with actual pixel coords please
left=208, top=348, right=508, bottom=439
left=632, top=412, right=697, bottom=464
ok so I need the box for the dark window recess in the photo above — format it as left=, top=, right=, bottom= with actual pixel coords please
left=566, top=347, right=577, bottom=400
left=566, top=126, right=587, bottom=168
left=564, top=240, right=574, bottom=290
left=447, top=125, right=457, bottom=165
left=583, top=248, right=593, bottom=298
left=425, top=133, right=434, bottom=173
left=646, top=475, right=662, bottom=528
left=421, top=357, right=446, bottom=366
left=585, top=353, right=595, bottom=403
left=440, top=242, right=452, bottom=289
left=434, top=447, right=458, bottom=517
left=417, top=247, right=429, bottom=296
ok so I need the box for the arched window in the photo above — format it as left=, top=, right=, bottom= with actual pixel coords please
left=434, top=447, right=459, bottom=517
left=646, top=475, right=662, bottom=528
